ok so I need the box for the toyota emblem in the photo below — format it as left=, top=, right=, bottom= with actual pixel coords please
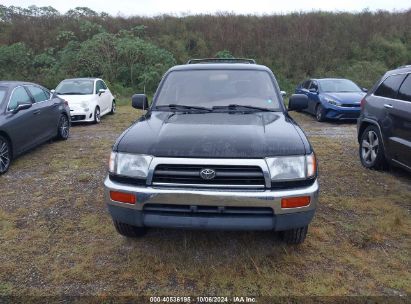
left=200, top=168, right=216, bottom=180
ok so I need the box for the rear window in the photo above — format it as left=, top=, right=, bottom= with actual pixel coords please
left=374, top=74, right=407, bottom=99
left=397, top=74, right=411, bottom=102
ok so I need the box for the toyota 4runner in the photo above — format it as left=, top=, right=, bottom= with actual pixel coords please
left=104, top=58, right=318, bottom=244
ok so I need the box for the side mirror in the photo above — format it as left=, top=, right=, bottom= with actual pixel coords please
left=288, top=94, right=308, bottom=111
left=132, top=94, right=149, bottom=110
left=362, top=88, right=368, bottom=92
left=309, top=88, right=318, bottom=94
left=12, top=102, right=32, bottom=114
left=50, top=89, right=55, bottom=94
left=280, top=91, right=287, bottom=97
left=98, top=89, right=106, bottom=96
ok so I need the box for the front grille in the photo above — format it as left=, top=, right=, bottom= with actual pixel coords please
left=143, top=204, right=273, bottom=216
left=71, top=115, right=86, bottom=121
left=340, top=104, right=360, bottom=108
left=152, top=164, right=265, bottom=188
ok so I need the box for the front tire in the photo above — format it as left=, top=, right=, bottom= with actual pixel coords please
left=93, top=107, right=101, bottom=124
left=359, top=125, right=387, bottom=170
left=110, top=101, right=116, bottom=115
left=282, top=226, right=308, bottom=244
left=315, top=104, right=325, bottom=122
left=113, top=220, right=147, bottom=237
left=57, top=115, right=70, bottom=140
left=0, top=135, right=11, bottom=175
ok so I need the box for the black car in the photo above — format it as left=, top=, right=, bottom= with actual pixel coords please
left=104, top=58, right=318, bottom=244
left=0, top=81, right=71, bottom=174
left=357, top=65, right=411, bottom=172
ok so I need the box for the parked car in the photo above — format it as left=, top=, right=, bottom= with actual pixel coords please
left=357, top=65, right=411, bottom=172
left=104, top=58, right=318, bottom=244
left=295, top=78, right=367, bottom=121
left=0, top=81, right=70, bottom=174
left=54, top=78, right=115, bottom=123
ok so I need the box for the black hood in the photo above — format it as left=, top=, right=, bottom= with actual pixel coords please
left=115, top=111, right=310, bottom=158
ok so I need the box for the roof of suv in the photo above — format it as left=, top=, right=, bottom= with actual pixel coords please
left=387, top=65, right=411, bottom=75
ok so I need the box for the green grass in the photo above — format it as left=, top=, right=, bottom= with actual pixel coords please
left=0, top=106, right=409, bottom=297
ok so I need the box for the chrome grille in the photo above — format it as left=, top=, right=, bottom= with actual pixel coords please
left=152, top=164, right=265, bottom=188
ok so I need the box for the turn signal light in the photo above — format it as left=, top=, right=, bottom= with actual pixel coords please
left=110, top=191, right=136, bottom=204
left=281, top=196, right=310, bottom=208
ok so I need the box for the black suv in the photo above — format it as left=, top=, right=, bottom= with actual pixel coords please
left=358, top=65, right=411, bottom=172
left=105, top=58, right=318, bottom=244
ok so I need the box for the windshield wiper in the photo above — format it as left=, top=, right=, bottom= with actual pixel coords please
left=154, top=104, right=212, bottom=112
left=212, top=104, right=277, bottom=112
left=56, top=92, right=89, bottom=95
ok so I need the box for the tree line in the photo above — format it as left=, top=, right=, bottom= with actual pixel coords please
left=0, top=5, right=410, bottom=95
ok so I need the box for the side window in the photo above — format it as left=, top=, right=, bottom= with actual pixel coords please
left=27, top=85, right=48, bottom=103
left=43, top=89, right=51, bottom=99
left=95, top=81, right=104, bottom=93
left=8, top=87, right=31, bottom=111
left=397, top=74, right=411, bottom=102
left=303, top=80, right=311, bottom=89
left=101, top=81, right=108, bottom=90
left=374, top=74, right=406, bottom=99
left=309, top=81, right=318, bottom=91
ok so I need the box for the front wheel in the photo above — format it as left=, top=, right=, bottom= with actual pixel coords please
left=57, top=115, right=70, bottom=140
left=282, top=226, right=308, bottom=244
left=113, top=220, right=147, bottom=237
left=0, top=135, right=11, bottom=175
left=94, top=107, right=101, bottom=124
left=359, top=125, right=387, bottom=170
left=315, top=104, right=325, bottom=122
left=110, top=101, right=116, bottom=115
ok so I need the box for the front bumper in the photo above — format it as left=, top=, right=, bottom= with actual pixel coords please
left=104, top=176, right=319, bottom=231
left=69, top=108, right=93, bottom=122
left=324, top=107, right=360, bottom=120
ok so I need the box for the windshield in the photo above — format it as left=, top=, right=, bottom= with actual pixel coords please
left=319, top=79, right=362, bottom=93
left=155, top=70, right=281, bottom=110
left=55, top=80, right=94, bottom=95
left=0, top=87, right=7, bottom=106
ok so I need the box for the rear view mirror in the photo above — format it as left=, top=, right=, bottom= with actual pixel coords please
left=12, top=102, right=32, bottom=114
left=98, top=89, right=106, bottom=95
left=132, top=94, right=149, bottom=110
left=309, top=88, right=318, bottom=94
left=288, top=94, right=308, bottom=111
left=362, top=88, right=368, bottom=92
left=280, top=91, right=287, bottom=97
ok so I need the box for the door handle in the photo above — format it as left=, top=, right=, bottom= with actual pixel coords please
left=33, top=110, right=41, bottom=115
left=384, top=104, right=393, bottom=109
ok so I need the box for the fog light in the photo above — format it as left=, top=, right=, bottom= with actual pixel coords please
left=110, top=191, right=136, bottom=204
left=281, top=196, right=310, bottom=208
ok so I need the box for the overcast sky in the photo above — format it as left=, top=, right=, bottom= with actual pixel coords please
left=2, top=0, right=410, bottom=16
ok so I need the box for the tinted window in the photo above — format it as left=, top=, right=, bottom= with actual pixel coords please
left=397, top=74, right=411, bottom=102
left=55, top=80, right=94, bottom=95
left=43, top=89, right=51, bottom=99
left=8, top=87, right=31, bottom=111
left=156, top=70, right=281, bottom=110
left=101, top=81, right=107, bottom=90
left=374, top=74, right=407, bottom=99
left=27, top=85, right=48, bottom=103
left=302, top=80, right=311, bottom=89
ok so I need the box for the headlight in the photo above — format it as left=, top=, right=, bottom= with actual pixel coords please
left=109, top=152, right=153, bottom=179
left=81, top=101, right=89, bottom=111
left=324, top=97, right=341, bottom=106
left=266, top=153, right=316, bottom=181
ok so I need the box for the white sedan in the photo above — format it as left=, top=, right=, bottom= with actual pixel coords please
left=54, top=78, right=116, bottom=123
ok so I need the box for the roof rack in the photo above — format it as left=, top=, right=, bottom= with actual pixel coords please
left=187, top=58, right=256, bottom=64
